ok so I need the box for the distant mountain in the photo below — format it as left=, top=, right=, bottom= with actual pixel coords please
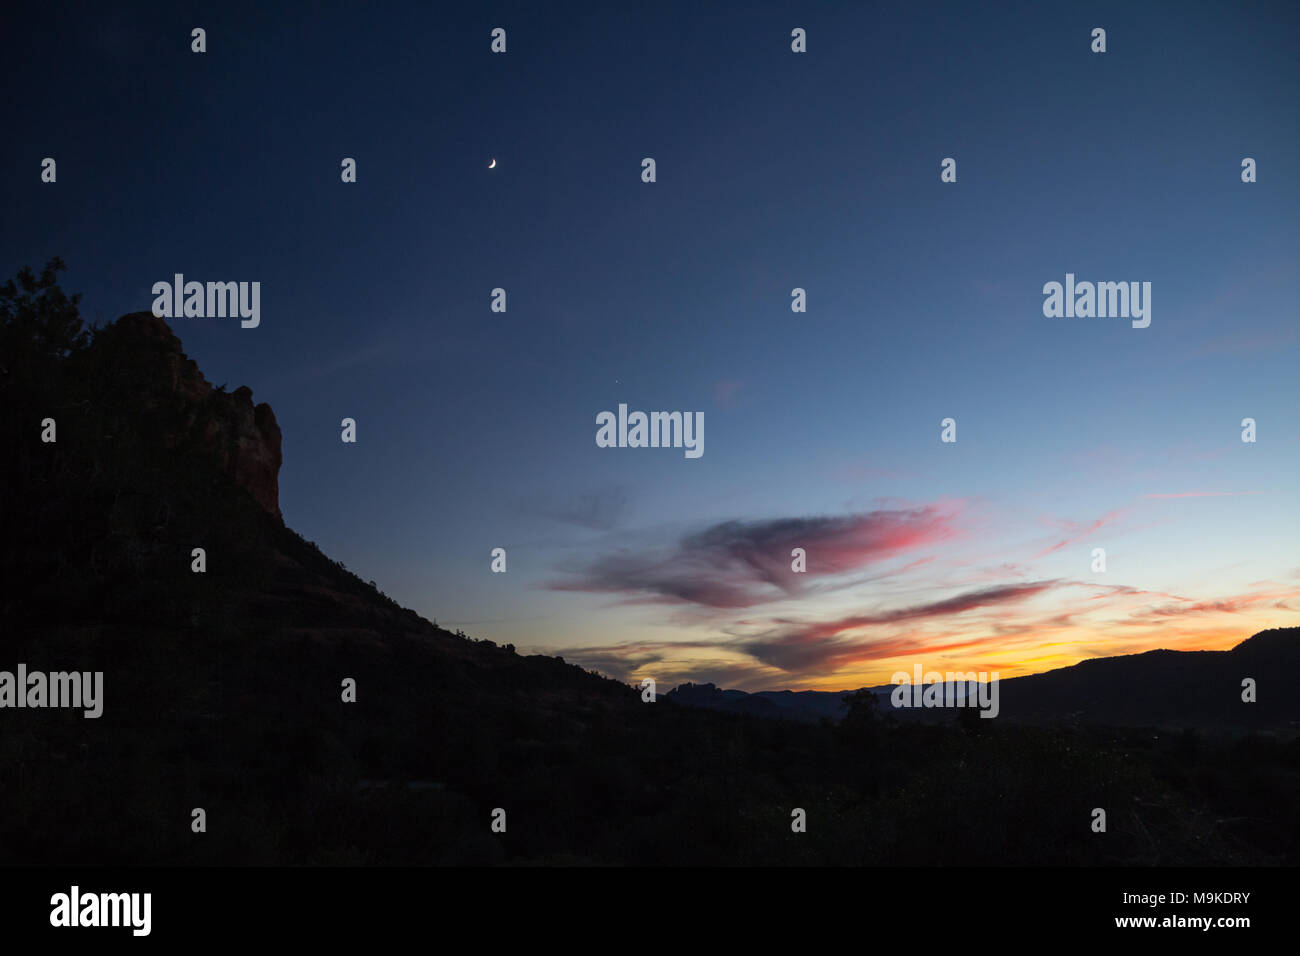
left=665, top=628, right=1300, bottom=732
left=994, top=629, right=1300, bottom=730
left=664, top=682, right=855, bottom=722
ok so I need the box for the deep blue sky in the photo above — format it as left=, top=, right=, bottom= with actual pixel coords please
left=5, top=1, right=1297, bottom=689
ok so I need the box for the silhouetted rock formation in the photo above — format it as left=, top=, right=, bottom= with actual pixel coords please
left=102, top=312, right=283, bottom=519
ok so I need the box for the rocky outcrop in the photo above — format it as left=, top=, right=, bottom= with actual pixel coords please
left=105, top=312, right=283, bottom=520
left=202, top=383, right=283, bottom=520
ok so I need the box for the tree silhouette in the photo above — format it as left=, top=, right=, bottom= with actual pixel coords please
left=0, top=257, right=86, bottom=384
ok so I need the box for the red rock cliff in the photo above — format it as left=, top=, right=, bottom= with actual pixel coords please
left=110, top=312, right=283, bottom=521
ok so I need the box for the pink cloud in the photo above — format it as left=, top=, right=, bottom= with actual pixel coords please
left=548, top=505, right=963, bottom=609
left=713, top=380, right=744, bottom=407
left=742, top=582, right=1058, bottom=672
left=1033, top=509, right=1126, bottom=559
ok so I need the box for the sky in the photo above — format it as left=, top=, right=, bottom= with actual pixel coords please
left=4, top=0, right=1298, bottom=691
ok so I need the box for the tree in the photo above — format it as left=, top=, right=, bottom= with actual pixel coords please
left=841, top=688, right=881, bottom=732
left=0, top=257, right=87, bottom=385
left=838, top=689, right=886, bottom=792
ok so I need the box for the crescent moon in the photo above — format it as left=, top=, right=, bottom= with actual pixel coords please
left=488, top=158, right=496, bottom=168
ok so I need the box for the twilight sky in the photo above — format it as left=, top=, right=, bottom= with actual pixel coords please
left=4, top=0, right=1298, bottom=691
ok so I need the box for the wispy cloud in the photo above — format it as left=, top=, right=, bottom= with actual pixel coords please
left=547, top=504, right=962, bottom=609
left=1132, top=588, right=1298, bottom=618
left=520, top=485, right=631, bottom=531
left=1032, top=509, right=1126, bottom=559
left=739, top=582, right=1058, bottom=673
left=713, top=380, right=745, bottom=407
left=549, top=577, right=1298, bottom=690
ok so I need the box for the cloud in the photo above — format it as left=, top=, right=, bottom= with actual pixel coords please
left=548, top=505, right=962, bottom=609
left=1134, top=589, right=1298, bottom=618
left=1033, top=509, right=1126, bottom=559
left=548, top=577, right=1298, bottom=689
left=546, top=639, right=779, bottom=689
left=546, top=639, right=716, bottom=680
left=713, top=380, right=745, bottom=407
left=740, top=582, right=1058, bottom=672
left=739, top=630, right=1002, bottom=677
left=1076, top=581, right=1190, bottom=600
left=521, top=485, right=631, bottom=531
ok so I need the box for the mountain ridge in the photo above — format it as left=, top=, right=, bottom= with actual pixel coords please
left=664, top=627, right=1300, bottom=731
